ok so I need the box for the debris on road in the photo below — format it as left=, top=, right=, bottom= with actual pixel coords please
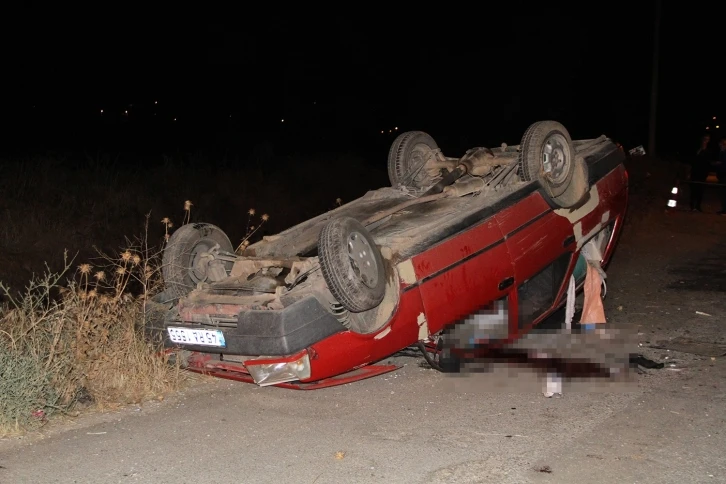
left=630, top=354, right=664, bottom=369
left=543, top=373, right=563, bottom=398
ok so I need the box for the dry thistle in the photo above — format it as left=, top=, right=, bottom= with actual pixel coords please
left=245, top=208, right=256, bottom=236
left=132, top=254, right=141, bottom=266
left=161, top=217, right=173, bottom=239
left=94, top=271, right=106, bottom=282
left=236, top=238, right=250, bottom=252
left=238, top=211, right=271, bottom=252
left=77, top=264, right=93, bottom=292
left=183, top=200, right=193, bottom=224
left=116, top=266, right=126, bottom=276
left=87, top=289, right=98, bottom=298
left=121, top=251, right=132, bottom=262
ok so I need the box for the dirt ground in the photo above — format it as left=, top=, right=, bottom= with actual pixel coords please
left=1, top=158, right=725, bottom=483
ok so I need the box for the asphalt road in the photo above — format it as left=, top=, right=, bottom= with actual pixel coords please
left=0, top=355, right=722, bottom=484
left=1, top=179, right=726, bottom=484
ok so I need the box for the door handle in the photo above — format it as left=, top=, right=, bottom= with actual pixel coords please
left=498, top=276, right=514, bottom=291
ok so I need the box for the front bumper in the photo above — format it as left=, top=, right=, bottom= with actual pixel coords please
left=182, top=349, right=400, bottom=389
left=146, top=295, right=347, bottom=356
left=184, top=349, right=312, bottom=386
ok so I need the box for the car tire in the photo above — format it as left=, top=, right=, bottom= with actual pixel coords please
left=388, top=130, right=440, bottom=189
left=551, top=154, right=590, bottom=208
left=162, top=223, right=235, bottom=299
left=518, top=120, right=576, bottom=199
left=318, top=216, right=387, bottom=313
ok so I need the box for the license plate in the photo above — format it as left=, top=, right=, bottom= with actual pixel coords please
left=167, top=327, right=226, bottom=347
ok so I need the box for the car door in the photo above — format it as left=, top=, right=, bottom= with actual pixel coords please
left=494, top=191, right=575, bottom=332
left=412, top=215, right=516, bottom=336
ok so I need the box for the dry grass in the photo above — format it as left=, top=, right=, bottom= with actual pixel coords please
left=0, top=204, right=280, bottom=436
left=0, top=219, right=187, bottom=436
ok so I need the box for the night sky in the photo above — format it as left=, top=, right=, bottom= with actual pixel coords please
left=2, top=4, right=723, bottom=158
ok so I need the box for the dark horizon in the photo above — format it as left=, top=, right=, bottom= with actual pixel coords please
left=2, top=4, right=723, bottom=160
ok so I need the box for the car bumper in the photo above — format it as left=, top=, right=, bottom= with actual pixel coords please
left=146, top=295, right=347, bottom=356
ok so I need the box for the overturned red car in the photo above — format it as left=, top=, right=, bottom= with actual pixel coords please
left=145, top=120, right=628, bottom=389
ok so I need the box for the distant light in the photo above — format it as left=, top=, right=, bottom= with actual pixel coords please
left=173, top=118, right=177, bottom=121
left=155, top=101, right=158, bottom=105
left=100, top=109, right=103, bottom=114
left=706, top=126, right=710, bottom=130
left=281, top=119, right=284, bottom=122
left=717, top=125, right=721, bottom=129
left=671, top=187, right=678, bottom=194
left=124, top=110, right=128, bottom=114
left=714, top=116, right=717, bottom=120
left=313, top=101, right=316, bottom=105
left=381, top=130, right=384, bottom=134
left=389, top=129, right=391, bottom=133
left=394, top=127, right=398, bottom=130
left=667, top=199, right=676, bottom=208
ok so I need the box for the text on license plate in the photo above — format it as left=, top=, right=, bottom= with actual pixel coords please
left=167, top=327, right=226, bottom=347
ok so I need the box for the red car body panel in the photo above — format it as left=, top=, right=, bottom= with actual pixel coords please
left=415, top=218, right=513, bottom=334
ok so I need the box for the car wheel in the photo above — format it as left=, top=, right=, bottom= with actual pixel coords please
left=318, top=216, right=387, bottom=313
left=162, top=223, right=234, bottom=299
left=388, top=131, right=440, bottom=189
left=518, top=120, right=576, bottom=199
left=550, top=154, right=590, bottom=208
